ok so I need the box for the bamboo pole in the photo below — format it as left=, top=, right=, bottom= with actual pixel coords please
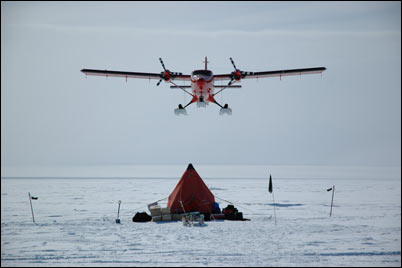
left=28, top=192, right=35, bottom=223
left=330, top=185, right=335, bottom=217
left=116, top=200, right=121, bottom=223
left=272, top=191, right=277, bottom=226
left=117, top=200, right=121, bottom=219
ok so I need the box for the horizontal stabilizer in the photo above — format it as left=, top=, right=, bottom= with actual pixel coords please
left=170, top=85, right=241, bottom=88
left=214, top=85, right=241, bottom=88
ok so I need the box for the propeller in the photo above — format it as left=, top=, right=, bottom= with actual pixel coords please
left=157, top=58, right=182, bottom=86
left=157, top=58, right=167, bottom=86
left=228, top=57, right=254, bottom=85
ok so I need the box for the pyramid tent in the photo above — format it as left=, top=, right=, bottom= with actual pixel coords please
left=168, top=163, right=215, bottom=214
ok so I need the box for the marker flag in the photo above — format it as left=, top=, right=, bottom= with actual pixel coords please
left=268, top=175, right=273, bottom=193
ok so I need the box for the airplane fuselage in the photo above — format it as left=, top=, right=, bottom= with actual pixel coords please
left=190, top=69, right=215, bottom=107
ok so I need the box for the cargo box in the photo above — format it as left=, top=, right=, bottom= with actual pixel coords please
left=150, top=207, right=162, bottom=217
left=161, top=207, right=171, bottom=215
left=162, top=214, right=172, bottom=221
left=152, top=216, right=162, bottom=222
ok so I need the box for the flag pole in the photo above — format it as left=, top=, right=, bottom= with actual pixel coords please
left=272, top=190, right=277, bottom=226
left=268, top=175, right=277, bottom=226
left=330, top=185, right=335, bottom=217
left=28, top=192, right=35, bottom=223
left=115, top=200, right=121, bottom=224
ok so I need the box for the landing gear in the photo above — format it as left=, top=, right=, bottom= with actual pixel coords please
left=219, top=104, right=232, bottom=115
left=196, top=97, right=206, bottom=108
left=212, top=98, right=232, bottom=116
left=174, top=96, right=232, bottom=115
left=174, top=104, right=187, bottom=116
left=174, top=95, right=199, bottom=115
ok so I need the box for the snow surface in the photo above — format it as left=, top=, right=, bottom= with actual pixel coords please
left=1, top=173, right=401, bottom=266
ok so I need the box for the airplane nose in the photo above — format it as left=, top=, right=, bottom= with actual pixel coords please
left=196, top=79, right=205, bottom=88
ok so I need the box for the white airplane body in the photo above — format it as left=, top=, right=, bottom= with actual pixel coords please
left=81, top=57, right=326, bottom=115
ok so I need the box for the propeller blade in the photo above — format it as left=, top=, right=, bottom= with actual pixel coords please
left=159, top=58, right=167, bottom=71
left=230, top=57, right=237, bottom=70
left=156, top=78, right=162, bottom=86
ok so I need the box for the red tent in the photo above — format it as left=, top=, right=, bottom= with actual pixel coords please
left=168, top=163, right=215, bottom=214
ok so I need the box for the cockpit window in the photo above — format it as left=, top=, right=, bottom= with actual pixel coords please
left=192, top=70, right=212, bottom=76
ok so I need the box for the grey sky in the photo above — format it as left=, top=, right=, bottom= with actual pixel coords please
left=1, top=1, right=401, bottom=170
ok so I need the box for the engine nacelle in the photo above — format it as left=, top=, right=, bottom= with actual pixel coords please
left=233, top=70, right=242, bottom=81
left=231, top=70, right=254, bottom=81
left=162, top=71, right=171, bottom=81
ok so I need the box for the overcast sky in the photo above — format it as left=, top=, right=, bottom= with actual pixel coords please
left=1, top=1, right=401, bottom=173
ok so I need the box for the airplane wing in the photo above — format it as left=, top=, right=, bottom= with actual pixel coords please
left=214, top=67, right=326, bottom=81
left=81, top=69, right=191, bottom=81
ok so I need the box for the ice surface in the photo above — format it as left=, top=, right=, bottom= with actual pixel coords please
left=1, top=172, right=401, bottom=266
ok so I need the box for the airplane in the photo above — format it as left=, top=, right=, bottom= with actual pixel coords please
left=81, top=57, right=326, bottom=115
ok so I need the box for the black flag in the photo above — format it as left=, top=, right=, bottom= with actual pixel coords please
left=268, top=175, right=273, bottom=193
left=326, top=187, right=332, bottom=192
left=29, top=192, right=38, bottom=200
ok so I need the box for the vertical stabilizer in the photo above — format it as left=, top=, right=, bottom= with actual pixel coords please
left=204, top=56, right=208, bottom=70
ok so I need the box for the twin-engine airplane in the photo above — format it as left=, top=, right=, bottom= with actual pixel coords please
left=81, top=57, right=326, bottom=115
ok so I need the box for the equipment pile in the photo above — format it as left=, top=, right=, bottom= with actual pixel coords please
left=132, top=163, right=249, bottom=224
